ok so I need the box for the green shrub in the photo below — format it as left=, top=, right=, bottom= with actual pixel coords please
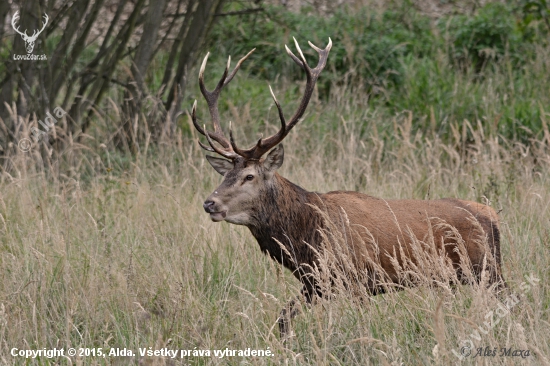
left=518, top=0, right=550, bottom=40
left=206, top=2, right=548, bottom=143
left=208, top=5, right=435, bottom=94
left=441, top=3, right=532, bottom=71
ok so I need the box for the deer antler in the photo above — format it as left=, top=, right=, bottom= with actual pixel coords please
left=193, top=38, right=332, bottom=161
left=233, top=38, right=332, bottom=159
left=192, top=49, right=256, bottom=160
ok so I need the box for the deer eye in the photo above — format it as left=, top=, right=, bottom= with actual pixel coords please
left=245, top=175, right=254, bottom=181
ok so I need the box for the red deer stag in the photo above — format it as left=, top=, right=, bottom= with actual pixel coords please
left=192, top=38, right=506, bottom=337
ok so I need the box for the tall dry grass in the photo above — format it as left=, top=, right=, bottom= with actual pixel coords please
left=1, top=80, right=550, bottom=365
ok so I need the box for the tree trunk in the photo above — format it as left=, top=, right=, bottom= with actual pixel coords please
left=163, top=0, right=226, bottom=139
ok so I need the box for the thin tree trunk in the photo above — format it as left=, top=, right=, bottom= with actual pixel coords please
left=133, top=0, right=167, bottom=92
left=74, top=0, right=146, bottom=135
left=165, top=0, right=225, bottom=112
left=50, top=0, right=105, bottom=103
left=160, top=0, right=197, bottom=98
left=124, top=0, right=167, bottom=150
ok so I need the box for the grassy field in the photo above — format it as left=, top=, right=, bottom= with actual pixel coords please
left=2, top=2, right=550, bottom=363
left=1, top=73, right=550, bottom=365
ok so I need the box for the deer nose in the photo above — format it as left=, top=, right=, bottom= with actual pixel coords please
left=203, top=200, right=215, bottom=212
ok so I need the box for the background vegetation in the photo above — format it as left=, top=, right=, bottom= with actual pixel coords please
left=207, top=0, right=549, bottom=142
left=1, top=0, right=549, bottom=365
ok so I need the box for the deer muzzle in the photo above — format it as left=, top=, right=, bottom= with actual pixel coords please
left=203, top=200, right=227, bottom=222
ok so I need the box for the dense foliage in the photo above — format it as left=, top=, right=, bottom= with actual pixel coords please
left=208, top=2, right=549, bottom=143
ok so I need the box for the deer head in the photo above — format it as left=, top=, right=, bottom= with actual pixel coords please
left=193, top=38, right=332, bottom=225
left=12, top=11, right=49, bottom=54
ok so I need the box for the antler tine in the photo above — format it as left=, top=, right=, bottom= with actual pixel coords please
left=307, top=40, right=322, bottom=52
left=198, top=141, right=215, bottom=152
left=191, top=100, right=206, bottom=135
left=204, top=125, right=239, bottom=159
left=236, top=38, right=332, bottom=160
left=268, top=84, right=287, bottom=132
left=224, top=48, right=255, bottom=86
left=292, top=37, right=308, bottom=67
left=285, top=44, right=304, bottom=70
left=228, top=121, right=247, bottom=157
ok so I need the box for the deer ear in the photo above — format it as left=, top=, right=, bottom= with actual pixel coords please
left=206, top=155, right=233, bottom=176
left=263, top=144, right=284, bottom=172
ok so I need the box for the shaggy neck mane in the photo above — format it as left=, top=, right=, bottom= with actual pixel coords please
left=247, top=173, right=324, bottom=274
